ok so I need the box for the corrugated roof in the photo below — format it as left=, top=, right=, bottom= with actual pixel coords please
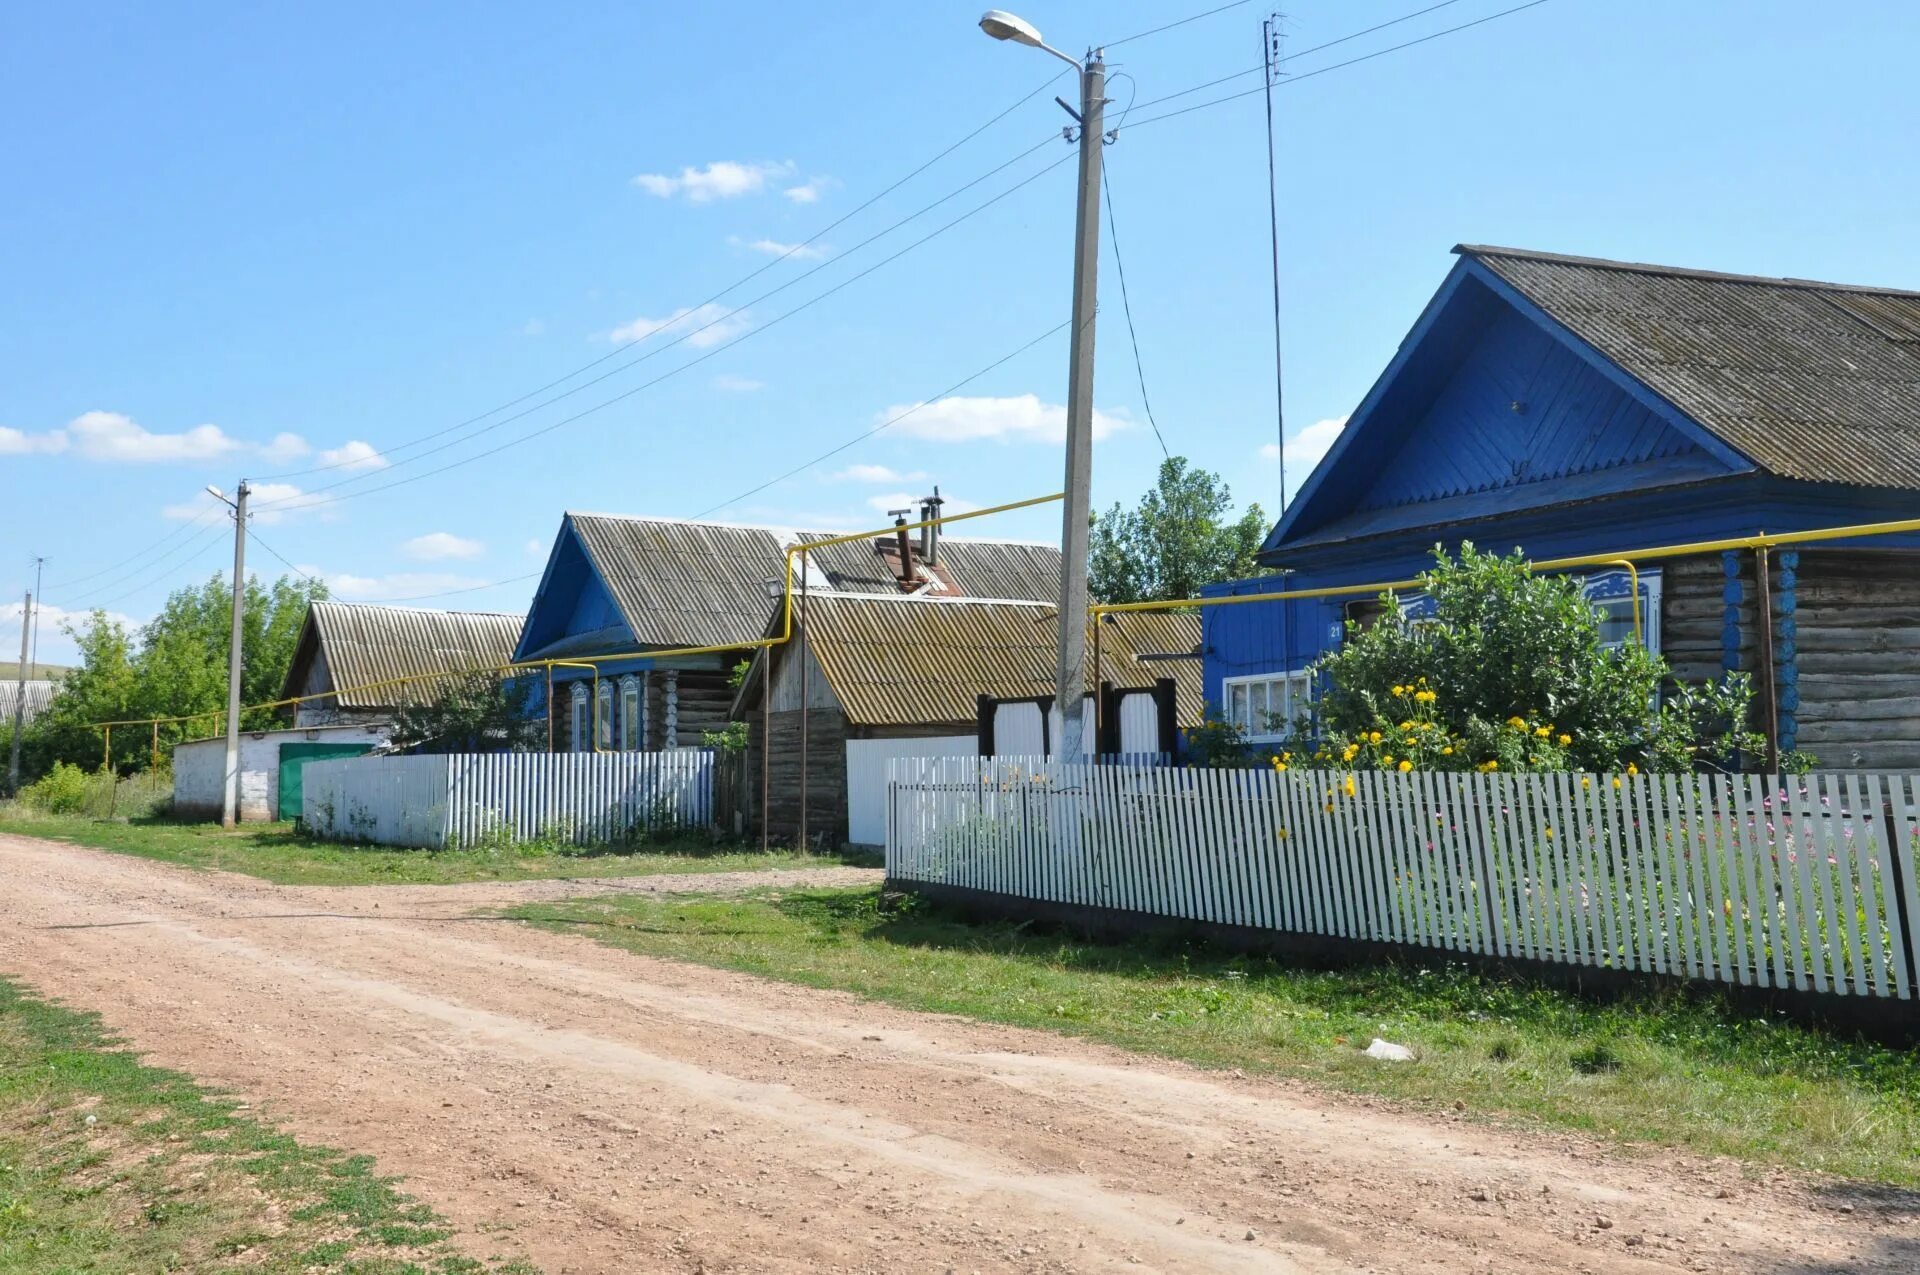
left=0, top=680, right=57, bottom=726
left=1461, top=245, right=1920, bottom=489
left=764, top=594, right=1202, bottom=728
left=287, top=602, right=525, bottom=709
left=567, top=513, right=1061, bottom=650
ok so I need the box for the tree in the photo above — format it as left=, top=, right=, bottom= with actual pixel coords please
left=1303, top=544, right=1770, bottom=774
left=1089, top=457, right=1269, bottom=604
left=387, top=670, right=543, bottom=754
left=14, top=572, right=326, bottom=778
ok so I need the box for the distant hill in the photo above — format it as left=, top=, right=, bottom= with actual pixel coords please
left=0, top=663, right=69, bottom=682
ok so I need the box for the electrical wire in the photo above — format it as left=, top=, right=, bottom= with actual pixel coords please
left=246, top=530, right=321, bottom=587
left=39, top=510, right=218, bottom=595
left=252, top=71, right=1072, bottom=484
left=692, top=318, right=1074, bottom=519
left=255, top=151, right=1079, bottom=519
left=1124, top=0, right=1555, bottom=131
left=67, top=520, right=233, bottom=614
left=253, top=133, right=1066, bottom=513
left=1105, top=0, right=1256, bottom=49
left=355, top=572, right=545, bottom=606
left=50, top=509, right=228, bottom=611
left=1099, top=164, right=1170, bottom=460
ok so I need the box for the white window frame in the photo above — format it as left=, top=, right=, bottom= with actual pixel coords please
left=596, top=680, right=615, bottom=751
left=1221, top=671, right=1313, bottom=742
left=568, top=683, right=589, bottom=753
left=1394, top=569, right=1662, bottom=654
left=619, top=675, right=643, bottom=751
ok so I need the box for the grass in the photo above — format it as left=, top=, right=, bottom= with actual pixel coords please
left=509, top=885, right=1920, bottom=1188
left=0, top=807, right=877, bottom=887
left=0, top=976, right=534, bottom=1274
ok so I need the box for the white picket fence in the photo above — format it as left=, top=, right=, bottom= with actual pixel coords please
left=885, top=758, right=1920, bottom=1001
left=304, top=750, right=715, bottom=849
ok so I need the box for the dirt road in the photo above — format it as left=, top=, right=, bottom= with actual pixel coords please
left=0, top=833, right=1910, bottom=1274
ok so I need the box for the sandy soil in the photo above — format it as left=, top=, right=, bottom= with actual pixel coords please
left=0, top=832, right=1911, bottom=1274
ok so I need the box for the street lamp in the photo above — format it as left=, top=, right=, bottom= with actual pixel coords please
left=207, top=480, right=250, bottom=826
left=978, top=10, right=1104, bottom=760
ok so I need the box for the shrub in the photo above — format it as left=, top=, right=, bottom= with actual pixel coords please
left=1302, top=544, right=1766, bottom=774
left=21, top=762, right=92, bottom=814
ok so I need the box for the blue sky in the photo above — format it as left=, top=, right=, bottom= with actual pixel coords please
left=6, top=0, right=1920, bottom=666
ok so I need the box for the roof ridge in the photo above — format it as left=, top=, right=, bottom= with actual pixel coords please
left=803, top=592, right=1055, bottom=608
left=564, top=509, right=1053, bottom=548
left=314, top=600, right=523, bottom=618
left=1455, top=243, right=1920, bottom=299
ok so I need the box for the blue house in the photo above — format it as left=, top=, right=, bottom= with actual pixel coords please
left=1205, top=246, right=1920, bottom=769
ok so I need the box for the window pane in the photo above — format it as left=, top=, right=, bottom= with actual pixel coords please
left=1229, top=683, right=1248, bottom=730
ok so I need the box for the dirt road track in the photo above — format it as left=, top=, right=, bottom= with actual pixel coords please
left=1, top=833, right=1912, bottom=1274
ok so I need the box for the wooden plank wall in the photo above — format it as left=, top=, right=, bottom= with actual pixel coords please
left=1793, top=550, right=1920, bottom=771
left=750, top=705, right=851, bottom=847
left=1662, top=551, right=1755, bottom=689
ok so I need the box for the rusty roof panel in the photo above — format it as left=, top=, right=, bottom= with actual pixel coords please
left=787, top=595, right=1202, bottom=729
left=1461, top=246, right=1920, bottom=489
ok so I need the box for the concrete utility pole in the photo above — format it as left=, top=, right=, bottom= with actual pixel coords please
left=213, top=482, right=250, bottom=828
left=28, top=556, right=45, bottom=681
left=979, top=10, right=1105, bottom=760
left=8, top=590, right=29, bottom=795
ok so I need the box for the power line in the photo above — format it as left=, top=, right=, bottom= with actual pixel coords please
left=40, top=511, right=215, bottom=594
left=255, top=150, right=1079, bottom=518
left=1106, top=0, right=1256, bottom=49
left=50, top=509, right=228, bottom=611
left=253, top=71, right=1073, bottom=484
left=692, top=318, right=1074, bottom=519
left=1125, top=0, right=1556, bottom=132
left=1099, top=164, right=1169, bottom=460
left=255, top=133, right=1066, bottom=513
left=246, top=530, right=321, bottom=587
left=68, top=520, right=233, bottom=614
left=1124, top=0, right=1471, bottom=117
left=354, top=572, right=545, bottom=606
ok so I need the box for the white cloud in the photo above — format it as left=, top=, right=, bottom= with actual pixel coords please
left=66, top=410, right=242, bottom=463
left=831, top=463, right=928, bottom=485
left=403, top=531, right=485, bottom=561
left=259, top=432, right=311, bottom=463
left=1261, top=414, right=1350, bottom=488
left=711, top=373, right=763, bottom=393
left=315, top=439, right=388, bottom=472
left=311, top=570, right=488, bottom=603
left=783, top=176, right=834, bottom=204
left=632, top=160, right=794, bottom=202
left=0, top=425, right=68, bottom=455
left=610, top=303, right=749, bottom=350
left=524, top=537, right=548, bottom=558
left=2, top=600, right=144, bottom=667
left=883, top=393, right=1127, bottom=445
left=730, top=235, right=827, bottom=260
left=522, top=318, right=545, bottom=337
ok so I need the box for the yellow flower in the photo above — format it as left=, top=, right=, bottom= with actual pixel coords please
left=1382, top=754, right=1395, bottom=765
left=1325, top=801, right=1335, bottom=814
left=1441, top=746, right=1454, bottom=756
left=1414, top=689, right=1437, bottom=704
left=1545, top=826, right=1555, bottom=839
left=1506, top=715, right=1527, bottom=730
left=1281, top=751, right=1292, bottom=762
left=1534, top=725, right=1551, bottom=739
left=1397, top=759, right=1414, bottom=773
left=1368, top=731, right=1383, bottom=744
left=1613, top=776, right=1623, bottom=790
left=1343, top=775, right=1357, bottom=798
left=1581, top=776, right=1591, bottom=790
left=1278, top=827, right=1290, bottom=840
left=1482, top=760, right=1499, bottom=773
left=1558, top=733, right=1572, bottom=746
left=1392, top=684, right=1409, bottom=697
left=1275, top=762, right=1289, bottom=773
left=1626, top=762, right=1639, bottom=775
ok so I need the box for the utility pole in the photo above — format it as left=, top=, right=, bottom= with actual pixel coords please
left=978, top=12, right=1106, bottom=761
left=28, top=556, right=45, bottom=681
left=214, top=482, right=250, bottom=828
left=8, top=590, right=29, bottom=795
left=1262, top=13, right=1288, bottom=513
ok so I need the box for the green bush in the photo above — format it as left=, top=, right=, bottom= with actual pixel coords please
left=20, top=761, right=92, bottom=814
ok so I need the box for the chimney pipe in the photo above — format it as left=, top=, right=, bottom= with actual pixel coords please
left=919, top=486, right=944, bottom=568
left=891, top=512, right=915, bottom=588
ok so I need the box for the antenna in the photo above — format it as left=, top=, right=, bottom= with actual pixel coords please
left=1262, top=11, right=1288, bottom=513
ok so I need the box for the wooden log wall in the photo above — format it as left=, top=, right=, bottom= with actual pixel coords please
left=1791, top=550, right=1920, bottom=771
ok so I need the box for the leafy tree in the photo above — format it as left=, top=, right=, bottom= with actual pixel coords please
left=10, top=572, right=325, bottom=781
left=387, top=670, right=543, bottom=754
left=1302, top=544, right=1768, bottom=774
left=1089, top=457, right=1269, bottom=604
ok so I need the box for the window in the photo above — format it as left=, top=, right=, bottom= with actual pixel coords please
left=1222, top=671, right=1313, bottom=741
left=1583, top=569, right=1661, bottom=653
left=596, top=681, right=614, bottom=751
left=619, top=675, right=643, bottom=751
left=568, top=683, right=589, bottom=753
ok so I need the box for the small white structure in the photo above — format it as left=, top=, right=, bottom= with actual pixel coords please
left=172, top=723, right=389, bottom=822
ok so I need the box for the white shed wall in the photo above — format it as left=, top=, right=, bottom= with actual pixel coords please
left=171, top=724, right=389, bottom=822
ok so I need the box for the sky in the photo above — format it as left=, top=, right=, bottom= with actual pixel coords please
left=6, top=0, right=1920, bottom=667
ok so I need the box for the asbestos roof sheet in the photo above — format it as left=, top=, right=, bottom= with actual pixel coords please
left=785, top=594, right=1203, bottom=728
left=0, top=680, right=57, bottom=726
left=567, top=512, right=1061, bottom=650
left=297, top=602, right=525, bottom=709
left=1462, top=245, right=1920, bottom=489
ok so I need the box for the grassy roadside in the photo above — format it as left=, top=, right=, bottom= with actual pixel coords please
left=510, top=885, right=1920, bottom=1188
left=0, top=809, right=876, bottom=887
left=0, top=977, right=532, bottom=1274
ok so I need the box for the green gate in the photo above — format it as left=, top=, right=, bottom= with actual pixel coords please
left=277, top=742, right=375, bottom=821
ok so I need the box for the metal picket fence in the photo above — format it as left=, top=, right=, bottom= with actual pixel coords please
left=886, top=758, right=1920, bottom=1000
left=303, top=750, right=715, bottom=849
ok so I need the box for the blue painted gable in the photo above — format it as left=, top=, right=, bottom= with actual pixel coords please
left=1265, top=261, right=1753, bottom=561
left=512, top=517, right=634, bottom=662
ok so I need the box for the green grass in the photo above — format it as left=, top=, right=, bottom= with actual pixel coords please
left=0, top=808, right=877, bottom=887
left=0, top=976, right=535, bottom=1273
left=510, top=885, right=1920, bottom=1187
